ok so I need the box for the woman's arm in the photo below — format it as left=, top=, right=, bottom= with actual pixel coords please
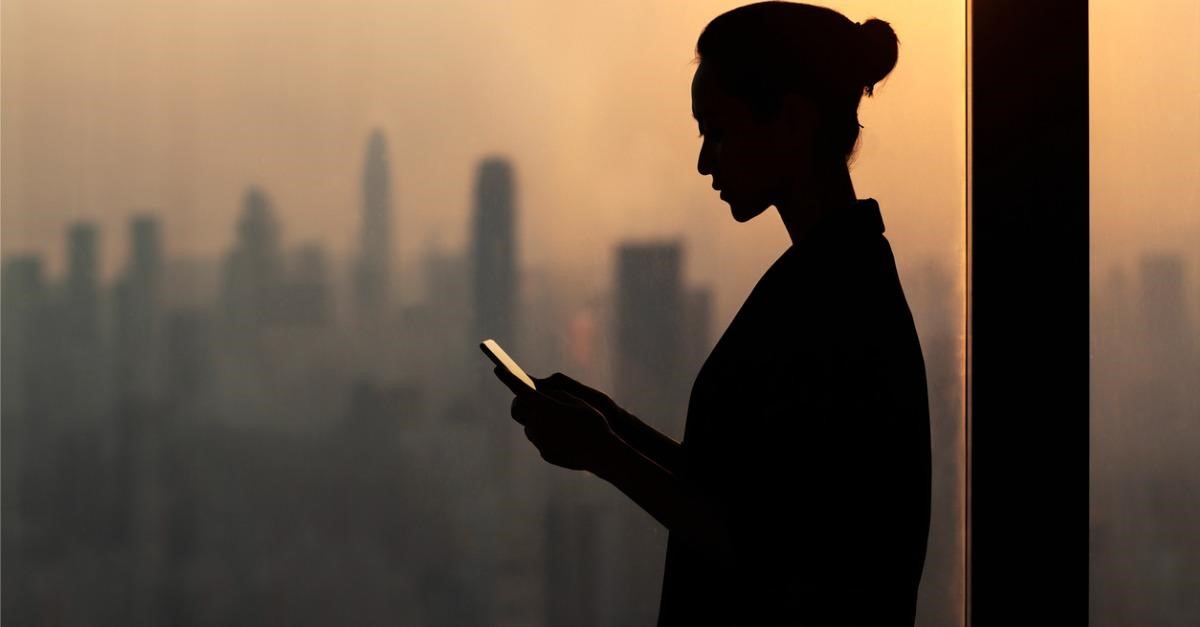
left=507, top=370, right=733, bottom=558
left=606, top=410, right=684, bottom=476
left=592, top=432, right=737, bottom=563
left=536, top=372, right=683, bottom=474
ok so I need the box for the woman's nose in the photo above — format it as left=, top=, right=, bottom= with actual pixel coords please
left=697, top=140, right=714, bottom=176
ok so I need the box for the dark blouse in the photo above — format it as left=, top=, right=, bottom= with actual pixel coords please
left=656, top=198, right=932, bottom=626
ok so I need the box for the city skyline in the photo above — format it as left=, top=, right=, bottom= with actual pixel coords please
left=2, top=0, right=980, bottom=337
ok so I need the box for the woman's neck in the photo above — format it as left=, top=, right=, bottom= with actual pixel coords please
left=775, top=161, right=858, bottom=247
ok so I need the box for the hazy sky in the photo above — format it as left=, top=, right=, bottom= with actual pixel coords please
left=1089, top=0, right=1200, bottom=274
left=6, top=1, right=1190, bottom=327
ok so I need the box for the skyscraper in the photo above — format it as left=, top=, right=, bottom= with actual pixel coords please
left=221, top=186, right=283, bottom=336
left=58, top=221, right=111, bottom=425
left=614, top=241, right=686, bottom=431
left=1138, top=253, right=1195, bottom=372
left=610, top=239, right=687, bottom=627
left=114, top=214, right=165, bottom=401
left=280, top=243, right=331, bottom=326
left=354, top=129, right=393, bottom=321
left=2, top=256, right=49, bottom=419
left=471, top=157, right=518, bottom=349
left=64, top=222, right=101, bottom=344
left=469, top=156, right=543, bottom=627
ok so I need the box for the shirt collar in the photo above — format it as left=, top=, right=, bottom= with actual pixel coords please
left=784, top=198, right=886, bottom=257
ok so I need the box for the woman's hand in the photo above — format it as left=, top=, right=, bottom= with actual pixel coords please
left=534, top=372, right=638, bottom=433
left=493, top=367, right=621, bottom=473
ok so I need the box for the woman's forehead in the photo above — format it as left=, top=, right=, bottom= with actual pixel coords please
left=691, top=64, right=719, bottom=119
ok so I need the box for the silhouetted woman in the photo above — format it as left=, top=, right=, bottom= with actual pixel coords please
left=494, top=2, right=931, bottom=624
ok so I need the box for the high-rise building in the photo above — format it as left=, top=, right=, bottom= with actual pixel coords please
left=614, top=241, right=687, bottom=431
left=64, top=222, right=101, bottom=344
left=468, top=157, right=545, bottom=627
left=610, top=240, right=688, bottom=627
left=1139, top=253, right=1189, bottom=353
left=221, top=186, right=284, bottom=336
left=164, top=308, right=213, bottom=408
left=57, top=221, right=112, bottom=424
left=279, top=243, right=331, bottom=326
left=469, top=156, right=522, bottom=486
left=1138, top=252, right=1196, bottom=382
left=2, top=256, right=49, bottom=419
left=425, top=245, right=470, bottom=315
left=545, top=479, right=601, bottom=627
left=471, top=157, right=518, bottom=349
left=114, top=214, right=165, bottom=401
left=408, top=245, right=471, bottom=407
left=354, top=129, right=393, bottom=321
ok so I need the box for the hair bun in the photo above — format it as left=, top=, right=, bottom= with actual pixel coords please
left=857, top=18, right=898, bottom=96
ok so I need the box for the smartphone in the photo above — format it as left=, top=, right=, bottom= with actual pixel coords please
left=480, top=338, right=537, bottom=392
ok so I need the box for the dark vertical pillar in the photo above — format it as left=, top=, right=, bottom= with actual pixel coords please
left=969, top=1, right=1088, bottom=624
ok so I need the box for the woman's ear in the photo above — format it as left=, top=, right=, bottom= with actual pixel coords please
left=776, top=93, right=820, bottom=140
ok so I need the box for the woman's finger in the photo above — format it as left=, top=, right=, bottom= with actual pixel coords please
left=509, top=395, right=522, bottom=425
left=493, top=366, right=527, bottom=396
left=523, top=423, right=541, bottom=449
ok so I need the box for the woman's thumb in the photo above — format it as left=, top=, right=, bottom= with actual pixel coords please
left=543, top=372, right=582, bottom=391
left=544, top=372, right=607, bottom=405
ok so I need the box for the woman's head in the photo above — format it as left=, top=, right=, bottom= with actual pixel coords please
left=692, top=1, right=898, bottom=221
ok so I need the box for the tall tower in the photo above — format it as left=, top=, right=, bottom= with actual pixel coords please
left=59, top=221, right=109, bottom=425
left=1139, top=253, right=1193, bottom=368
left=114, top=215, right=165, bottom=401
left=64, top=222, right=101, bottom=344
left=614, top=241, right=686, bottom=431
left=610, top=240, right=687, bottom=627
left=470, top=156, right=543, bottom=627
left=471, top=157, right=518, bottom=348
left=2, top=256, right=48, bottom=419
left=354, top=129, right=393, bottom=321
left=221, top=186, right=283, bottom=335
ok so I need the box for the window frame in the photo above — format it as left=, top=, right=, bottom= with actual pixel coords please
left=967, top=1, right=1089, bottom=624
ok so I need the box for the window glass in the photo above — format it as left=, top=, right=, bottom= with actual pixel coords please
left=1090, top=1, right=1200, bottom=624
left=1, top=1, right=966, bottom=624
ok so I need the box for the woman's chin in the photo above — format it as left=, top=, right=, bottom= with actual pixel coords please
left=727, top=198, right=769, bottom=223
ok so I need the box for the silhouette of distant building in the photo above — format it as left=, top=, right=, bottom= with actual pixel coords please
left=610, top=239, right=690, bottom=626
left=614, top=241, right=687, bottom=431
left=545, top=480, right=601, bottom=627
left=220, top=186, right=284, bottom=337
left=278, top=243, right=331, bottom=327
left=164, top=308, right=213, bottom=408
left=471, top=157, right=518, bottom=349
left=396, top=245, right=471, bottom=408
left=2, top=256, right=50, bottom=419
left=1139, top=253, right=1192, bottom=362
left=469, top=157, right=523, bottom=487
left=64, top=222, right=102, bottom=344
left=114, top=214, right=165, bottom=402
left=425, top=245, right=470, bottom=316
left=468, top=157, right=548, bottom=627
left=354, top=129, right=393, bottom=322
left=59, top=221, right=111, bottom=423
